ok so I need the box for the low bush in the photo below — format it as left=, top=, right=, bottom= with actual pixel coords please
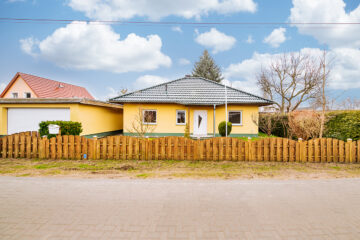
left=288, top=111, right=321, bottom=140
left=324, top=111, right=360, bottom=141
left=258, top=113, right=289, bottom=138
left=39, top=121, right=83, bottom=138
left=218, top=121, right=232, bottom=137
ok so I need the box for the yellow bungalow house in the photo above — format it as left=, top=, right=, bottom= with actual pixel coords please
left=110, top=76, right=272, bottom=137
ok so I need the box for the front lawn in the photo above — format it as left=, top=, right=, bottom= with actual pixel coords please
left=1, top=159, right=360, bottom=179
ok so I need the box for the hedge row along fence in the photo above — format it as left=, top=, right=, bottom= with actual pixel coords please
left=1, top=132, right=360, bottom=162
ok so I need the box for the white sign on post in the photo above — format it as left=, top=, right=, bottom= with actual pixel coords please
left=48, top=124, right=60, bottom=134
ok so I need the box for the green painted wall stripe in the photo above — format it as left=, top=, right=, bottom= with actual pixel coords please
left=124, top=132, right=258, bottom=138
left=83, top=130, right=123, bottom=138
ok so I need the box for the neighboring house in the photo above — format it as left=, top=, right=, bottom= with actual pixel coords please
left=110, top=76, right=272, bottom=137
left=0, top=72, right=94, bottom=99
left=0, top=98, right=123, bottom=137
left=0, top=73, right=123, bottom=137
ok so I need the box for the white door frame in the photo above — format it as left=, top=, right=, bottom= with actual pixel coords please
left=193, top=110, right=207, bottom=136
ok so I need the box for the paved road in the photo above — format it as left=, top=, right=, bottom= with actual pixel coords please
left=1, top=177, right=360, bottom=240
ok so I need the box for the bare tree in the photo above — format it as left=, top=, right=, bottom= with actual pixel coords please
left=126, top=107, right=155, bottom=138
left=316, top=50, right=333, bottom=138
left=257, top=52, right=323, bottom=113
left=338, top=97, right=360, bottom=110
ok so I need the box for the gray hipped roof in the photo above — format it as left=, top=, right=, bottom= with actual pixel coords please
left=110, top=77, right=273, bottom=106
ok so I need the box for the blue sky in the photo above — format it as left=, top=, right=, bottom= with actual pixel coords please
left=0, top=0, right=360, bottom=103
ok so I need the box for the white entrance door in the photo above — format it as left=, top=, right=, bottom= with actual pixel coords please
left=7, top=108, right=70, bottom=135
left=193, top=110, right=207, bottom=136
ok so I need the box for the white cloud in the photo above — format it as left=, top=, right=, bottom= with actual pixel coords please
left=19, top=37, right=39, bottom=57
left=289, top=0, right=360, bottom=48
left=178, top=58, right=191, bottom=65
left=195, top=28, right=236, bottom=54
left=224, top=47, right=360, bottom=94
left=20, top=22, right=171, bottom=73
left=172, top=26, right=183, bottom=33
left=134, top=75, right=169, bottom=89
left=68, top=0, right=257, bottom=21
left=263, top=27, right=287, bottom=48
left=246, top=35, right=254, bottom=44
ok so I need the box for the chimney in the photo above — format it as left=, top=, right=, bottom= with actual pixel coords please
left=185, top=74, right=191, bottom=77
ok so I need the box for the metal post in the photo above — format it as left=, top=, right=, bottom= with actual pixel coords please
left=213, top=104, right=216, bottom=137
left=225, top=83, right=228, bottom=137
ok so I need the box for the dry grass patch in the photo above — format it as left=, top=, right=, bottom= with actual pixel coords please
left=0, top=158, right=360, bottom=179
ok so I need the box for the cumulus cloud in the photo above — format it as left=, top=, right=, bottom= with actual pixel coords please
left=224, top=48, right=360, bottom=94
left=68, top=0, right=257, bottom=21
left=19, top=37, right=39, bottom=57
left=289, top=0, right=360, bottom=48
left=134, top=75, right=169, bottom=89
left=20, top=22, right=171, bottom=73
left=195, top=28, right=236, bottom=54
left=263, top=27, right=287, bottom=48
left=172, top=26, right=183, bottom=33
left=178, top=58, right=191, bottom=65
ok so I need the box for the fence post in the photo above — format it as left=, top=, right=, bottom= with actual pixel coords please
left=347, top=138, right=353, bottom=163
left=298, top=138, right=303, bottom=162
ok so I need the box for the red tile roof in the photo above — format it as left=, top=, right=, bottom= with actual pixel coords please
left=0, top=72, right=94, bottom=99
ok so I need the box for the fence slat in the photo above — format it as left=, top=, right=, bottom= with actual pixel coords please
left=63, top=135, right=69, bottom=159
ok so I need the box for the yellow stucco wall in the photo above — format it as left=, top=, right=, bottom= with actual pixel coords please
left=0, top=103, right=123, bottom=136
left=123, top=103, right=259, bottom=136
left=2, top=76, right=37, bottom=98
left=76, top=104, right=123, bottom=135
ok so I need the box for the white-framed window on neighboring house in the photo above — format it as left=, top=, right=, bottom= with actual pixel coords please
left=176, top=110, right=186, bottom=125
left=228, top=111, right=242, bottom=125
left=143, top=110, right=157, bottom=124
left=12, top=92, right=18, bottom=98
left=24, top=92, right=31, bottom=98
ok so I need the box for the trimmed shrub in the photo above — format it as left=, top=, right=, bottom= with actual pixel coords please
left=39, top=121, right=83, bottom=138
left=218, top=121, right=232, bottom=137
left=325, top=111, right=360, bottom=141
left=258, top=113, right=289, bottom=138
left=288, top=111, right=321, bottom=140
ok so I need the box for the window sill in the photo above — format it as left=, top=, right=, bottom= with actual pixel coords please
left=231, top=124, right=243, bottom=126
left=143, top=123, right=157, bottom=125
left=176, top=123, right=186, bottom=126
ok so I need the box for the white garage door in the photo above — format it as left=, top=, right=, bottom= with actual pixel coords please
left=7, top=108, right=70, bottom=135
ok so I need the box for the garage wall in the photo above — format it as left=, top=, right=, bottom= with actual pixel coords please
left=0, top=103, right=123, bottom=136
left=76, top=104, right=123, bottom=136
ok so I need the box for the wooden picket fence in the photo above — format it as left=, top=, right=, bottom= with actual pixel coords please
left=1, top=132, right=360, bottom=162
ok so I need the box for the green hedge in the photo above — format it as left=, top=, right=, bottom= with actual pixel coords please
left=324, top=111, right=360, bottom=141
left=258, top=113, right=289, bottom=138
left=39, top=121, right=83, bottom=138
left=218, top=121, right=232, bottom=137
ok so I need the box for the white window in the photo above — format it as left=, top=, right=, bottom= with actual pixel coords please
left=143, top=110, right=157, bottom=124
left=176, top=110, right=186, bottom=125
left=12, top=92, right=18, bottom=98
left=24, top=92, right=31, bottom=98
left=228, top=111, right=242, bottom=125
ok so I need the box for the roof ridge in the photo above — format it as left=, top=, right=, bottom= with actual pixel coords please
left=109, top=76, right=187, bottom=100
left=193, top=77, right=271, bottom=103
left=18, top=72, right=88, bottom=90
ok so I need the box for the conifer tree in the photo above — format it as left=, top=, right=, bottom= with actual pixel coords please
left=191, top=50, right=224, bottom=83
